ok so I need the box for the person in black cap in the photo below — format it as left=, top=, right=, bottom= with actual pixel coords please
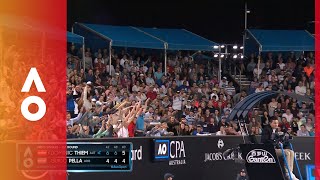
left=236, top=169, right=248, bottom=180
left=164, top=173, right=174, bottom=180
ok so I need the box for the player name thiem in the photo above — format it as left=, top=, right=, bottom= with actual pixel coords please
left=67, top=150, right=89, bottom=156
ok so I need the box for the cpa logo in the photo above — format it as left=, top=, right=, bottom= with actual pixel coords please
left=217, top=139, right=224, bottom=149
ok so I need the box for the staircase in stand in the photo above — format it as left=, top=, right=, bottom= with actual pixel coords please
left=231, top=74, right=251, bottom=90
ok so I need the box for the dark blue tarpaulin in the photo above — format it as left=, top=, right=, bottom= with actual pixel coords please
left=137, top=27, right=218, bottom=51
left=73, top=23, right=218, bottom=51
left=74, top=23, right=166, bottom=49
left=67, top=31, right=83, bottom=44
left=245, top=29, right=315, bottom=55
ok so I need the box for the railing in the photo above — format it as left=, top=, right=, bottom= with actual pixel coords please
left=233, top=65, right=242, bottom=91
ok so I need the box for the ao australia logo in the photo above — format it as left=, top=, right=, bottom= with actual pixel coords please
left=154, top=140, right=186, bottom=166
left=217, top=139, right=224, bottom=149
left=246, top=149, right=276, bottom=164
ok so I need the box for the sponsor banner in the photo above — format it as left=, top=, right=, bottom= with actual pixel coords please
left=246, top=149, right=276, bottom=164
left=68, top=136, right=314, bottom=180
left=153, top=139, right=186, bottom=166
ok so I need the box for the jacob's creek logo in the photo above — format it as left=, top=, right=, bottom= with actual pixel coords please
left=204, top=139, right=241, bottom=162
left=217, top=139, right=224, bottom=149
left=246, top=149, right=276, bottom=164
left=154, top=140, right=186, bottom=166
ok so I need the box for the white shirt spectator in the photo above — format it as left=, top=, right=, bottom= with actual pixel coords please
left=278, top=74, right=284, bottom=82
left=132, top=85, right=139, bottom=92
left=106, top=64, right=115, bottom=75
left=120, top=58, right=127, bottom=67
left=136, top=93, right=147, bottom=102
left=219, top=78, right=228, bottom=88
left=146, top=77, right=155, bottom=86
left=282, top=113, right=293, bottom=123
left=255, top=87, right=265, bottom=93
left=172, top=96, right=182, bottom=111
left=253, top=68, right=262, bottom=77
left=94, top=57, right=105, bottom=64
left=117, top=126, right=129, bottom=138
left=142, top=65, right=148, bottom=73
left=295, top=85, right=306, bottom=96
left=278, top=62, right=286, bottom=70
left=210, top=92, right=219, bottom=101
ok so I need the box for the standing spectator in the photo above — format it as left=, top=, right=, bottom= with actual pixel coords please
left=84, top=51, right=93, bottom=71
left=304, top=63, right=314, bottom=79
left=253, top=65, right=262, bottom=78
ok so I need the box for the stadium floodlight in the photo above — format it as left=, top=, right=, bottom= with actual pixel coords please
left=233, top=55, right=238, bottom=59
left=233, top=45, right=238, bottom=49
left=220, top=45, right=225, bottom=48
left=240, top=46, right=244, bottom=49
left=214, top=54, right=219, bottom=58
left=241, top=55, right=244, bottom=59
left=214, top=45, right=219, bottom=49
left=220, top=54, right=225, bottom=58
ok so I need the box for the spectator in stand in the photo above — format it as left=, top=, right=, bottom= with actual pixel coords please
left=84, top=51, right=93, bottom=71
left=219, top=77, right=228, bottom=88
left=305, top=118, right=314, bottom=132
left=304, top=63, right=314, bottom=79
left=279, top=117, right=290, bottom=133
left=255, top=83, right=265, bottom=93
left=65, top=47, right=314, bottom=140
left=297, top=124, right=310, bottom=137
left=282, top=109, right=293, bottom=123
left=295, top=81, right=306, bottom=96
left=253, top=65, right=262, bottom=78
left=216, top=126, right=226, bottom=136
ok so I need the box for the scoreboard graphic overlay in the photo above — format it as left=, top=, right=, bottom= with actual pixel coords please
left=17, top=142, right=133, bottom=172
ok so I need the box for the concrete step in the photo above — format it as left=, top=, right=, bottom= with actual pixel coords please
left=235, top=78, right=249, bottom=81
left=231, top=75, right=246, bottom=78
left=235, top=80, right=250, bottom=83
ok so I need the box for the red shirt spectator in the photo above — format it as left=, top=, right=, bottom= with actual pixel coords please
left=146, top=90, right=157, bottom=100
left=128, top=121, right=136, bottom=137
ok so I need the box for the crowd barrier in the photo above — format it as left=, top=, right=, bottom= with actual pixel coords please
left=68, top=136, right=314, bottom=180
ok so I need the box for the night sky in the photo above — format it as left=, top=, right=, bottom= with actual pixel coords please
left=67, top=0, right=314, bottom=44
